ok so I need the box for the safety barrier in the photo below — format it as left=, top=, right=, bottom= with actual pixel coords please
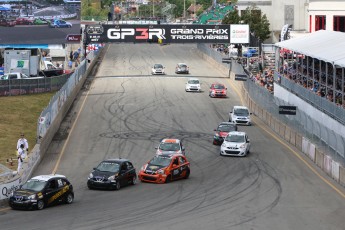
left=196, top=43, right=345, bottom=188
left=0, top=48, right=105, bottom=204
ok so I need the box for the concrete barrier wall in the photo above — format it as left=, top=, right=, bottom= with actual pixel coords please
left=196, top=46, right=345, bottom=188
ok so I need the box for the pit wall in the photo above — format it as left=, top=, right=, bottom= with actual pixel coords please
left=196, top=44, right=345, bottom=188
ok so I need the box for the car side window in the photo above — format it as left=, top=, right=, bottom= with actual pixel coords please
left=47, top=180, right=57, bottom=190
left=127, top=162, right=133, bottom=169
left=57, top=179, right=64, bottom=188
left=179, top=157, right=186, bottom=164
left=173, top=157, right=179, bottom=166
left=121, top=163, right=127, bottom=171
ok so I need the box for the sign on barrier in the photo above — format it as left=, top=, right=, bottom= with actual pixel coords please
left=86, top=24, right=232, bottom=43
left=0, top=178, right=21, bottom=200
left=332, top=161, right=340, bottom=182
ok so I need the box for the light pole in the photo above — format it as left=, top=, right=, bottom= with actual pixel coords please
left=152, top=0, right=154, bottom=19
left=183, top=0, right=186, bottom=20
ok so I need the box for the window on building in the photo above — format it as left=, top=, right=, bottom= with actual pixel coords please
left=315, top=15, right=326, bottom=31
left=334, top=16, right=345, bottom=32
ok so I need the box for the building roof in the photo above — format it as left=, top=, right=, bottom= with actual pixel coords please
left=275, top=30, right=345, bottom=67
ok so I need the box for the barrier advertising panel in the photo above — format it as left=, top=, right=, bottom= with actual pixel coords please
left=86, top=24, right=233, bottom=43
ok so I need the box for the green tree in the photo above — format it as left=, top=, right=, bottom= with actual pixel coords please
left=222, top=9, right=240, bottom=24
left=239, top=4, right=271, bottom=42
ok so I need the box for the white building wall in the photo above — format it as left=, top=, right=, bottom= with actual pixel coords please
left=236, top=0, right=308, bottom=43
left=308, top=1, right=345, bottom=32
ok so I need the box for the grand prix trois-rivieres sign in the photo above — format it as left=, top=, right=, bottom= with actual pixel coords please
left=85, top=24, right=241, bottom=43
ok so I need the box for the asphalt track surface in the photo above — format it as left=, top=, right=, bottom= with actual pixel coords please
left=1, top=44, right=345, bottom=230
left=0, top=22, right=80, bottom=44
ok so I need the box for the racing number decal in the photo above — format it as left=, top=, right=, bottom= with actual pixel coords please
left=47, top=185, right=69, bottom=204
left=136, top=28, right=148, bottom=39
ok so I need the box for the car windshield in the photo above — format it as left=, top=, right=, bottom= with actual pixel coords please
left=234, top=109, right=249, bottom=116
left=154, top=64, right=163, bottom=69
left=188, top=80, right=199, bottom=84
left=149, top=156, right=171, bottom=167
left=225, top=134, right=245, bottom=143
left=218, top=124, right=236, bottom=132
left=213, top=84, right=225, bottom=89
left=95, top=161, right=120, bottom=173
left=179, top=64, right=187, bottom=68
left=159, top=142, right=180, bottom=151
left=21, top=179, right=47, bottom=192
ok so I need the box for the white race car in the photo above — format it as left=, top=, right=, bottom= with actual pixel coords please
left=185, top=78, right=201, bottom=92
left=152, top=64, right=165, bottom=75
left=220, top=131, right=250, bottom=157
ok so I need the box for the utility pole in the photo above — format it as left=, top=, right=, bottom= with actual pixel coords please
left=183, top=0, right=186, bottom=20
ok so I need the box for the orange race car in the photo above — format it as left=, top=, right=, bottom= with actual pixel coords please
left=138, top=153, right=190, bottom=184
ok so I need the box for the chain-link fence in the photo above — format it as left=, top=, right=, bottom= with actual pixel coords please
left=0, top=74, right=72, bottom=96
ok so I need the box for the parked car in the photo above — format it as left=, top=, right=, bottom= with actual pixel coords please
left=0, top=19, right=16, bottom=27
left=156, top=138, right=185, bottom=155
left=15, top=17, right=33, bottom=25
left=151, top=64, right=165, bottom=75
left=175, top=63, right=189, bottom=74
left=87, top=159, right=137, bottom=190
left=213, top=122, right=238, bottom=145
left=9, top=174, right=74, bottom=210
left=185, top=78, right=201, bottom=92
left=49, top=19, right=72, bottom=28
left=209, top=83, right=227, bottom=98
left=229, top=106, right=252, bottom=125
left=138, top=153, right=190, bottom=183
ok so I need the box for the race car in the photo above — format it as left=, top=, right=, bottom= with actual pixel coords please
left=151, top=64, right=165, bottom=75
left=220, top=131, right=251, bottom=157
left=138, top=153, right=190, bottom=183
left=175, top=63, right=189, bottom=74
left=156, top=138, right=185, bottom=155
left=87, top=158, right=137, bottom=190
left=213, top=122, right=238, bottom=145
left=209, top=83, right=227, bottom=98
left=9, top=174, right=74, bottom=210
left=185, top=78, right=201, bottom=92
left=49, top=19, right=72, bottom=28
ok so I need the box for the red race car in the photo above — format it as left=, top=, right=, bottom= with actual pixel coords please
left=139, top=153, right=190, bottom=184
left=209, top=83, right=227, bottom=98
left=15, top=17, right=33, bottom=25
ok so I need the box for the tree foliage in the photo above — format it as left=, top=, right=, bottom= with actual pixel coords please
left=221, top=9, right=240, bottom=24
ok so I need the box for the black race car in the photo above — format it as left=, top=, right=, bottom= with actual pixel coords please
left=87, top=158, right=137, bottom=190
left=213, top=122, right=238, bottom=145
left=9, top=174, right=74, bottom=210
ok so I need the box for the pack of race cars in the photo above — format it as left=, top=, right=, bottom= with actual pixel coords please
left=9, top=81, right=252, bottom=211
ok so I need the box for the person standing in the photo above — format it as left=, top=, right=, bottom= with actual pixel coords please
left=17, top=144, right=26, bottom=173
left=17, top=133, right=29, bottom=152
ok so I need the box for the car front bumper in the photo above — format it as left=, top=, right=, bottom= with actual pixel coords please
left=9, top=198, right=38, bottom=210
left=87, top=179, right=117, bottom=189
left=138, top=172, right=167, bottom=184
left=220, top=147, right=247, bottom=156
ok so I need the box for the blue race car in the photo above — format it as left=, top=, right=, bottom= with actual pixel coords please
left=49, top=19, right=72, bottom=28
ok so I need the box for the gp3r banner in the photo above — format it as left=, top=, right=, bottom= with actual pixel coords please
left=85, top=24, right=231, bottom=43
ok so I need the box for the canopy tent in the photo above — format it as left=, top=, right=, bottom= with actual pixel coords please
left=275, top=30, right=345, bottom=68
left=0, top=6, right=10, bottom=11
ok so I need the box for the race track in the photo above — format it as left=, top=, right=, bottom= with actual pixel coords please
left=0, top=22, right=80, bottom=44
left=1, top=44, right=345, bottom=230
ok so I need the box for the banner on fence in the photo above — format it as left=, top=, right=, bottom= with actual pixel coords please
left=0, top=178, right=21, bottom=200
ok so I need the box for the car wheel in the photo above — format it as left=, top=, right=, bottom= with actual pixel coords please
left=131, top=176, right=137, bottom=185
left=37, top=200, right=45, bottom=210
left=65, top=193, right=74, bottom=204
left=115, top=181, right=121, bottom=190
left=184, top=170, right=190, bottom=179
left=165, top=175, right=171, bottom=183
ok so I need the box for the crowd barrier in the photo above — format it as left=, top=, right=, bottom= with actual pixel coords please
left=196, top=43, right=345, bottom=188
left=0, top=48, right=105, bottom=204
